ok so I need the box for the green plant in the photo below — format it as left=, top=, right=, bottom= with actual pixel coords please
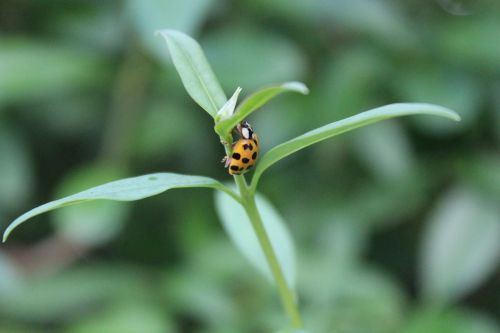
left=2, top=30, right=460, bottom=332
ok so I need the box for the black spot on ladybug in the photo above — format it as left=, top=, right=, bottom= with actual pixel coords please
left=242, top=158, right=250, bottom=164
left=253, top=139, right=258, bottom=146
left=243, top=144, right=250, bottom=150
left=230, top=165, right=239, bottom=171
left=252, top=152, right=257, bottom=160
left=232, top=152, right=241, bottom=160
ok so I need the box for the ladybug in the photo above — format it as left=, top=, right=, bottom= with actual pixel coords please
left=223, top=121, right=259, bottom=175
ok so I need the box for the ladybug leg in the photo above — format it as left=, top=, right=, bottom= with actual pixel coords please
left=221, top=156, right=232, bottom=168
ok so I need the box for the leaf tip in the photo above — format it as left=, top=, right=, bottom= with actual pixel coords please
left=215, top=86, right=242, bottom=123
left=154, top=29, right=174, bottom=37
left=3, top=221, right=17, bottom=242
left=283, top=81, right=309, bottom=95
left=435, top=106, right=461, bottom=122
left=2, top=230, right=10, bottom=243
left=396, top=103, right=461, bottom=122
left=451, top=112, right=461, bottom=122
left=154, top=29, right=168, bottom=39
left=154, top=29, right=186, bottom=42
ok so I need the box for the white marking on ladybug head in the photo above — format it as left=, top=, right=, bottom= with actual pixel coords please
left=239, top=121, right=254, bottom=139
left=241, top=127, right=251, bottom=139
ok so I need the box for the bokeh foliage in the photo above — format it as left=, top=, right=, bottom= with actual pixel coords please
left=0, top=0, right=499, bottom=332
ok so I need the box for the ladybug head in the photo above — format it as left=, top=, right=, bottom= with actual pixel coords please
left=237, top=121, right=254, bottom=139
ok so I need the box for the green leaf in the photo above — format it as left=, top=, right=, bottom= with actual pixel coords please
left=214, top=86, right=242, bottom=123
left=214, top=81, right=309, bottom=137
left=250, top=103, right=460, bottom=191
left=3, top=173, right=237, bottom=242
left=52, top=165, right=128, bottom=247
left=420, top=186, right=500, bottom=305
left=156, top=30, right=227, bottom=117
left=214, top=190, right=296, bottom=288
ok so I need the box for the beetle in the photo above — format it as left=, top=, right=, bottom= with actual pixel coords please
left=222, top=121, right=259, bottom=175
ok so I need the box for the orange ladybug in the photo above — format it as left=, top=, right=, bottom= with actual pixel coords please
left=223, top=121, right=259, bottom=175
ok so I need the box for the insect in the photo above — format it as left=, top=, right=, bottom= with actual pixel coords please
left=222, top=121, right=259, bottom=175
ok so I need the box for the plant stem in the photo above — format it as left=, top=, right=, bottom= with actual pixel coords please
left=234, top=175, right=304, bottom=329
left=220, top=137, right=303, bottom=327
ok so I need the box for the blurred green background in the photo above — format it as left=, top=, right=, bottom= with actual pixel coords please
left=1, top=0, right=499, bottom=332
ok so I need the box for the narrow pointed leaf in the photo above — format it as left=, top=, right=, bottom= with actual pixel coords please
left=251, top=103, right=460, bottom=190
left=52, top=165, right=128, bottom=247
left=214, top=81, right=309, bottom=136
left=3, top=173, right=237, bottom=242
left=215, top=190, right=297, bottom=288
left=215, top=86, right=242, bottom=122
left=156, top=30, right=227, bottom=117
